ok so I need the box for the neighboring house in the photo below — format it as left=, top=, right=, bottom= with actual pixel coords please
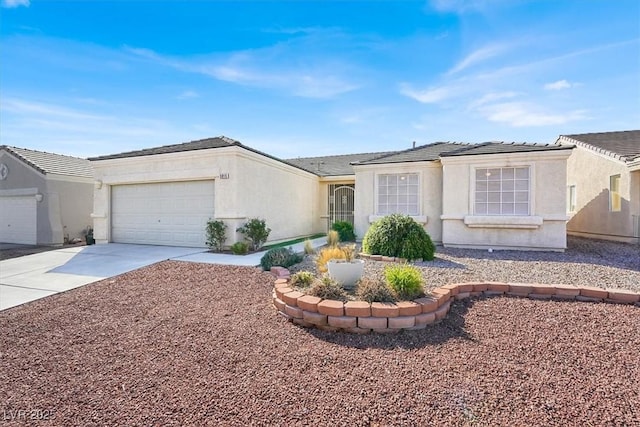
left=0, top=146, right=94, bottom=245
left=557, top=130, right=640, bottom=244
left=89, top=136, right=574, bottom=251
left=353, top=142, right=574, bottom=251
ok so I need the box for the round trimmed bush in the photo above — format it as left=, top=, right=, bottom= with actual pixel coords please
left=362, top=214, right=436, bottom=261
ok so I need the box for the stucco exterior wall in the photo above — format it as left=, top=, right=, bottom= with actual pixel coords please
left=353, top=162, right=443, bottom=244
left=47, top=176, right=94, bottom=242
left=564, top=145, right=639, bottom=243
left=91, top=147, right=320, bottom=246
left=0, top=151, right=93, bottom=245
left=440, top=150, right=572, bottom=251
left=233, top=151, right=321, bottom=242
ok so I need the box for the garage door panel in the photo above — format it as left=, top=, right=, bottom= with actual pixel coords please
left=0, top=196, right=37, bottom=245
left=111, top=181, right=214, bottom=247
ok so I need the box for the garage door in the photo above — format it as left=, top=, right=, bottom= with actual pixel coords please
left=111, top=181, right=215, bottom=247
left=0, top=196, right=37, bottom=245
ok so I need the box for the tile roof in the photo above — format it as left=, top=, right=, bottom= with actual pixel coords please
left=440, top=142, right=574, bottom=157
left=354, top=142, right=473, bottom=164
left=1, top=145, right=93, bottom=178
left=558, top=130, right=640, bottom=163
left=89, top=136, right=325, bottom=176
left=286, top=152, right=393, bottom=176
left=88, top=136, right=238, bottom=161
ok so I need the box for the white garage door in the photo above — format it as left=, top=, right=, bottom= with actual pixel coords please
left=0, top=196, right=37, bottom=245
left=111, top=181, right=215, bottom=247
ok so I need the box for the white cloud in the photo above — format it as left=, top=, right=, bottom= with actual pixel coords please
left=544, top=79, right=573, bottom=90
left=177, top=90, right=199, bottom=100
left=468, top=91, right=520, bottom=108
left=429, top=0, right=508, bottom=14
left=478, top=101, right=588, bottom=127
left=400, top=83, right=456, bottom=103
left=1, top=0, right=30, bottom=8
left=127, top=45, right=360, bottom=99
left=448, top=44, right=509, bottom=74
left=2, top=98, right=109, bottom=121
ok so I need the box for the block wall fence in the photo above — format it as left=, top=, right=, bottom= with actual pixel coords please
left=270, top=266, right=640, bottom=334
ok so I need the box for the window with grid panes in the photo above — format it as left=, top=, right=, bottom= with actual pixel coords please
left=475, top=167, right=530, bottom=215
left=377, top=173, right=419, bottom=215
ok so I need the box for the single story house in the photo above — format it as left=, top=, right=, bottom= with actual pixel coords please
left=352, top=142, right=574, bottom=251
left=0, top=145, right=94, bottom=245
left=90, top=136, right=574, bottom=251
left=557, top=130, right=640, bottom=244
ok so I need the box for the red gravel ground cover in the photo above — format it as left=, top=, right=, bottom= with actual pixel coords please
left=1, top=261, right=638, bottom=426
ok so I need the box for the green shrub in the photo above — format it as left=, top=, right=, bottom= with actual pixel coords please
left=384, top=264, right=424, bottom=300
left=290, top=271, right=315, bottom=288
left=307, top=277, right=349, bottom=302
left=326, top=230, right=340, bottom=247
left=237, top=218, right=271, bottom=251
left=331, top=221, right=356, bottom=242
left=260, top=247, right=303, bottom=271
left=356, top=277, right=397, bottom=303
left=205, top=219, right=227, bottom=252
left=230, top=241, right=249, bottom=255
left=362, top=214, right=436, bottom=261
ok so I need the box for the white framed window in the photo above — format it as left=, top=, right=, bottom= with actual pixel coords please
left=610, top=174, right=621, bottom=212
left=567, top=185, right=577, bottom=213
left=475, top=167, right=530, bottom=215
left=377, top=173, right=419, bottom=215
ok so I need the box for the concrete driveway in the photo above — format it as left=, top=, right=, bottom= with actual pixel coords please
left=0, top=238, right=326, bottom=311
left=0, top=244, right=206, bottom=311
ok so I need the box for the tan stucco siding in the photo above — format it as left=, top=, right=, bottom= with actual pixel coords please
left=47, top=177, right=94, bottom=242
left=233, top=152, right=320, bottom=242
left=441, top=150, right=571, bottom=251
left=353, top=162, right=443, bottom=243
left=565, top=146, right=638, bottom=242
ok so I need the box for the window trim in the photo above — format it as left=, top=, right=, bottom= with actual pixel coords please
left=472, top=165, right=532, bottom=216
left=374, top=172, right=421, bottom=216
left=567, top=184, right=577, bottom=213
left=609, top=174, right=621, bottom=212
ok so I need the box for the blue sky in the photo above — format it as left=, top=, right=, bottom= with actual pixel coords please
left=1, top=0, right=639, bottom=159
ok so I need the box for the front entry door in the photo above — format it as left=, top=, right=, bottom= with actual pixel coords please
left=329, top=184, right=355, bottom=227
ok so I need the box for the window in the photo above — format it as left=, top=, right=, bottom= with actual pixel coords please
left=377, top=173, right=419, bottom=215
left=610, top=174, right=621, bottom=212
left=567, top=185, right=577, bottom=213
left=475, top=167, right=530, bottom=215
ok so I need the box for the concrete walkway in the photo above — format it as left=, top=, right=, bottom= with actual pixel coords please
left=0, top=237, right=326, bottom=311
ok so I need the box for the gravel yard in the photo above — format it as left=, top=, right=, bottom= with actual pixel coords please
left=1, top=238, right=639, bottom=426
left=293, top=236, right=640, bottom=292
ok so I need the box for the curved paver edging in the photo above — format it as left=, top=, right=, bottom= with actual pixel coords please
left=270, top=267, right=640, bottom=334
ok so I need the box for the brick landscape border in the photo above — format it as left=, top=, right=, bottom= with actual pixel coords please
left=270, top=267, right=640, bottom=334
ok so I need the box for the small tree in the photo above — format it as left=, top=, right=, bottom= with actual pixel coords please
left=236, top=218, right=271, bottom=251
left=205, top=219, right=227, bottom=252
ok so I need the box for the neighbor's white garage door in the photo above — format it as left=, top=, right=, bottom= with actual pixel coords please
left=111, top=181, right=215, bottom=247
left=0, top=196, right=37, bottom=245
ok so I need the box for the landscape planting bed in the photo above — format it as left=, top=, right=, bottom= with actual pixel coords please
left=272, top=267, right=640, bottom=333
